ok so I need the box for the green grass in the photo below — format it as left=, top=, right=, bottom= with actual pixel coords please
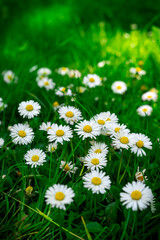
left=0, top=1, right=160, bottom=239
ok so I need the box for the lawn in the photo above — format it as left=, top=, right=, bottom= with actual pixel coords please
left=0, top=0, right=160, bottom=239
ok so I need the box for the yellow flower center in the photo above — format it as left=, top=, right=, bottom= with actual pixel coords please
left=31, top=155, right=39, bottom=162
left=89, top=78, right=95, bottom=82
left=136, top=140, right=144, bottom=148
left=61, top=87, right=66, bottom=93
left=18, top=130, right=26, bottom=138
left=147, top=95, right=152, bottom=98
left=116, top=85, right=122, bottom=89
left=137, top=174, right=144, bottom=181
left=83, top=125, right=92, bottom=133
left=26, top=105, right=34, bottom=111
left=44, top=81, right=49, bottom=86
left=135, top=67, right=142, bottom=72
left=94, top=149, right=102, bottom=153
left=53, top=101, right=59, bottom=107
left=55, top=192, right=65, bottom=201
left=64, top=164, right=70, bottom=171
left=106, top=118, right=111, bottom=121
left=131, top=190, right=142, bottom=200
left=8, top=75, right=13, bottom=80
left=66, top=111, right=74, bottom=118
left=25, top=186, right=33, bottom=195
left=120, top=136, right=129, bottom=144
left=62, top=67, right=67, bottom=71
left=56, top=129, right=64, bottom=136
left=142, top=108, right=147, bottom=112
left=51, top=147, right=56, bottom=151
left=115, top=127, right=120, bottom=133
left=97, top=119, right=105, bottom=125
left=91, top=177, right=101, bottom=185
left=91, top=158, right=99, bottom=165
left=47, top=127, right=52, bottom=130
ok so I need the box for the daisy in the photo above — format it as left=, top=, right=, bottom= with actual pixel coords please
left=60, top=161, right=78, bottom=177
left=83, top=74, right=102, bottom=88
left=24, top=148, right=46, bottom=168
left=58, top=106, right=82, bottom=125
left=84, top=153, right=107, bottom=170
left=75, top=120, right=101, bottom=140
left=18, top=100, right=41, bottom=119
left=120, top=181, right=153, bottom=211
left=46, top=143, right=58, bottom=153
left=142, top=91, right=158, bottom=102
left=88, top=142, right=108, bottom=155
left=68, top=69, right=81, bottom=78
left=47, top=124, right=73, bottom=144
left=37, top=78, right=55, bottom=90
left=29, top=65, right=38, bottom=72
left=45, top=184, right=75, bottom=210
left=76, top=86, right=87, bottom=93
left=135, top=167, right=147, bottom=182
left=93, top=112, right=118, bottom=131
left=10, top=123, right=34, bottom=145
left=0, top=98, right=7, bottom=112
left=0, top=138, right=4, bottom=148
left=150, top=88, right=158, bottom=93
left=37, top=67, right=52, bottom=77
left=111, top=129, right=134, bottom=150
left=130, top=67, right=146, bottom=78
left=107, top=123, right=130, bottom=136
left=82, top=169, right=111, bottom=194
left=3, top=70, right=17, bottom=84
left=111, top=81, right=127, bottom=94
left=52, top=101, right=63, bottom=110
left=55, top=87, right=72, bottom=97
left=39, top=122, right=56, bottom=131
left=137, top=105, right=153, bottom=117
left=56, top=67, right=69, bottom=76
left=130, top=133, right=152, bottom=157
left=97, top=61, right=106, bottom=68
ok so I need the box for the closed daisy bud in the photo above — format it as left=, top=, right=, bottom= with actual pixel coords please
left=25, top=186, right=33, bottom=196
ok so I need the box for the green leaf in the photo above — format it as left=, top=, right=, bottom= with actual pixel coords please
left=86, top=222, right=103, bottom=233
left=105, top=202, right=118, bottom=224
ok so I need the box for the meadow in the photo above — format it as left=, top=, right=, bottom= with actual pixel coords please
left=0, top=0, right=160, bottom=239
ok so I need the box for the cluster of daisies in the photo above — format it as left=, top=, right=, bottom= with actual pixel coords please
left=3, top=98, right=156, bottom=212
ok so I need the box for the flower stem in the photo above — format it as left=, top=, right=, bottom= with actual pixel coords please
left=117, top=149, right=123, bottom=183
left=119, top=152, right=131, bottom=184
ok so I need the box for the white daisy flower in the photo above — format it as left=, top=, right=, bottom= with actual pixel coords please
left=135, top=167, right=147, bottom=182
left=0, top=138, right=4, bottom=148
left=75, top=120, right=101, bottom=140
left=107, top=123, right=130, bottom=136
left=58, top=106, right=82, bottom=125
left=111, top=81, right=127, bottom=94
left=88, top=142, right=108, bottom=155
left=137, top=105, right=153, bottom=117
left=29, top=65, right=38, bottom=72
left=60, top=161, right=78, bottom=177
left=130, top=133, right=152, bottom=157
left=76, top=86, right=87, bottom=93
left=0, top=98, right=7, bottom=112
left=3, top=70, right=15, bottom=84
left=47, top=124, right=73, bottom=144
left=97, top=61, right=106, bottom=68
left=68, top=69, right=81, bottom=78
left=142, top=91, right=158, bottom=102
left=37, top=78, right=55, bottom=90
left=24, top=148, right=46, bottom=168
left=45, top=184, right=75, bottom=210
left=111, top=130, right=134, bottom=150
left=130, top=67, right=146, bottom=77
left=56, top=67, right=69, bottom=76
left=10, top=123, right=34, bottom=145
left=150, top=88, right=158, bottom=93
left=37, top=67, right=52, bottom=77
left=18, top=100, right=41, bottom=119
left=39, top=122, right=56, bottom=131
left=120, top=181, right=153, bottom=211
left=83, top=74, right=102, bottom=88
left=55, top=87, right=72, bottom=97
left=84, top=153, right=107, bottom=170
left=82, top=169, right=111, bottom=194
left=46, top=143, right=58, bottom=152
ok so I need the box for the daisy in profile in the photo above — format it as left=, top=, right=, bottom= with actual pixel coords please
left=55, top=87, right=72, bottom=97
left=76, top=86, right=87, bottom=94
left=47, top=124, right=73, bottom=144
left=135, top=167, right=147, bottom=182
left=56, top=67, right=69, bottom=76
left=88, top=142, right=108, bottom=155
left=29, top=65, right=38, bottom=72
left=130, top=133, right=152, bottom=156
left=111, top=81, right=127, bottom=94
left=75, top=120, right=101, bottom=140
left=83, top=74, right=102, bottom=88
left=84, top=153, right=107, bottom=170
left=60, top=161, right=78, bottom=177
left=82, top=169, right=111, bottom=194
left=0, top=98, right=7, bottom=112
left=111, top=129, right=134, bottom=150
left=93, top=112, right=118, bottom=130
left=3, top=70, right=17, bottom=84
left=45, top=184, right=75, bottom=210
left=18, top=100, right=41, bottom=119
left=130, top=67, right=146, bottom=79
left=46, top=143, right=58, bottom=153
left=107, top=123, right=130, bottom=136
left=39, top=122, right=56, bottom=131
left=37, top=78, right=55, bottom=90
left=142, top=91, right=158, bottom=102
left=24, top=149, right=46, bottom=168
left=68, top=69, right=81, bottom=78
left=137, top=105, right=153, bottom=117
left=37, top=67, right=52, bottom=77
left=58, top=106, right=82, bottom=125
left=120, top=181, right=153, bottom=211
left=0, top=138, right=4, bottom=148
left=10, top=123, right=34, bottom=145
